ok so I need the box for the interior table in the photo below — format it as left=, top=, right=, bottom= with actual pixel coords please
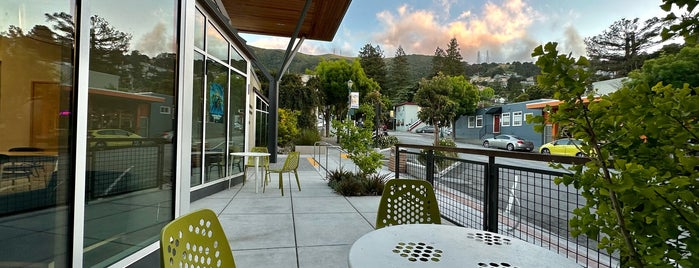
left=348, top=224, right=581, bottom=268
left=230, top=151, right=269, bottom=193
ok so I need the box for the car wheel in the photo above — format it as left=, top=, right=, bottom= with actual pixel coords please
left=575, top=152, right=584, bottom=157
left=507, top=144, right=514, bottom=151
left=483, top=141, right=489, bottom=148
left=541, top=148, right=550, bottom=154
left=95, top=141, right=106, bottom=148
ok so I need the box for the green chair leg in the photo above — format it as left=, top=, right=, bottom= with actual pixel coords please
left=294, top=170, right=301, bottom=191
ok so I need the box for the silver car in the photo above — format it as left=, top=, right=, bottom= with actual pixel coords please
left=482, top=134, right=534, bottom=152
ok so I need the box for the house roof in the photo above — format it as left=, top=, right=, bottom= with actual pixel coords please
left=220, top=0, right=352, bottom=41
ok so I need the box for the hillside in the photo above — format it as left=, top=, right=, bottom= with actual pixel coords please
left=251, top=46, right=434, bottom=83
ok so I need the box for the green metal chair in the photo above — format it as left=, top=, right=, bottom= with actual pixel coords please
left=160, top=209, right=236, bottom=268
left=244, top=146, right=269, bottom=185
left=375, top=179, right=441, bottom=229
left=265, top=151, right=301, bottom=196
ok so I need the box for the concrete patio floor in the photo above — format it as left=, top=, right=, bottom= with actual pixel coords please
left=190, top=154, right=383, bottom=268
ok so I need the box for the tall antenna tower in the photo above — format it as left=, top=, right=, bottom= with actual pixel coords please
left=486, top=50, right=490, bottom=63
left=477, top=51, right=481, bottom=64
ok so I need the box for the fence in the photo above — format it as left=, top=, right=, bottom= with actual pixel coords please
left=394, top=143, right=618, bottom=268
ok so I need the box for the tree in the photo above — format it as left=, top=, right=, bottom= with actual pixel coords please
left=432, top=38, right=466, bottom=77
left=431, top=47, right=446, bottom=77
left=661, top=0, right=699, bottom=44
left=279, top=73, right=319, bottom=129
left=443, top=38, right=466, bottom=76
left=532, top=42, right=699, bottom=267
left=584, top=17, right=664, bottom=78
left=358, top=44, right=387, bottom=91
left=89, top=15, right=132, bottom=75
left=313, top=59, right=380, bottom=136
left=447, top=75, right=479, bottom=139
left=414, top=72, right=459, bottom=145
left=386, top=46, right=412, bottom=104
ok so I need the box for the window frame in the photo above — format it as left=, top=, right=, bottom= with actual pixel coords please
left=512, top=111, right=522, bottom=126
left=475, top=115, right=483, bottom=128
left=501, top=112, right=510, bottom=127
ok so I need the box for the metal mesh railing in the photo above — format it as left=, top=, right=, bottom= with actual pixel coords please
left=394, top=144, right=618, bottom=268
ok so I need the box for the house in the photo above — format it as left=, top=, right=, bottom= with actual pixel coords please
left=456, top=99, right=554, bottom=147
left=394, top=102, right=422, bottom=132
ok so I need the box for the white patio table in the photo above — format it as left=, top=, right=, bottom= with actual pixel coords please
left=230, top=151, right=269, bottom=193
left=349, top=224, right=582, bottom=268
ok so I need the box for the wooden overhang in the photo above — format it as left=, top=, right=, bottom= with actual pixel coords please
left=220, top=0, right=352, bottom=41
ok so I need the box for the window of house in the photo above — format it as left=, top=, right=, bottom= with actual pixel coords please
left=502, top=112, right=510, bottom=127
left=468, top=116, right=475, bottom=128
left=513, top=111, right=522, bottom=126
left=525, top=112, right=534, bottom=124
left=476, top=115, right=483, bottom=128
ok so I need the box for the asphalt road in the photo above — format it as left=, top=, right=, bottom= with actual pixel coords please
left=390, top=130, right=583, bottom=239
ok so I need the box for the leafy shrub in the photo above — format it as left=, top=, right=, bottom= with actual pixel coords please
left=295, top=128, right=321, bottom=145
left=334, top=178, right=364, bottom=196
left=374, top=134, right=399, bottom=149
left=362, top=173, right=390, bottom=195
left=327, top=168, right=387, bottom=196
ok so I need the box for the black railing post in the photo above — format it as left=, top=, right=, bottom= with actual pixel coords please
left=426, top=149, right=435, bottom=185
left=484, top=155, right=499, bottom=232
left=394, top=145, right=400, bottom=179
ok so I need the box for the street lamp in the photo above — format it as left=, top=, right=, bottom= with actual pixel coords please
left=347, top=79, right=353, bottom=122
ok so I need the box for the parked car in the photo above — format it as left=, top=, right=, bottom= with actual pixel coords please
left=415, top=125, right=435, bottom=133
left=88, top=129, right=143, bottom=147
left=539, top=138, right=586, bottom=157
left=161, top=130, right=174, bottom=142
left=482, top=134, right=534, bottom=152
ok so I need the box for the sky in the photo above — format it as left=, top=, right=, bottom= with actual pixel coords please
left=240, top=0, right=671, bottom=63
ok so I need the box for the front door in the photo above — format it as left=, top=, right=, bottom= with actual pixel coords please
left=493, top=115, right=501, bottom=133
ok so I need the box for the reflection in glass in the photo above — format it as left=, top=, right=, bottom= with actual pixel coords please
left=229, top=73, right=246, bottom=174
left=0, top=1, right=73, bottom=266
left=195, top=8, right=205, bottom=50
left=83, top=0, right=177, bottom=266
left=204, top=59, right=228, bottom=182
left=230, top=46, right=247, bottom=73
left=192, top=52, right=205, bottom=186
left=206, top=22, right=228, bottom=61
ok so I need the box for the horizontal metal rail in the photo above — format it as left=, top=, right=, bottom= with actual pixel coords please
left=394, top=143, right=617, bottom=268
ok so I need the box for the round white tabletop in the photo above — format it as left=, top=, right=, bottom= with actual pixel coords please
left=348, top=224, right=581, bottom=268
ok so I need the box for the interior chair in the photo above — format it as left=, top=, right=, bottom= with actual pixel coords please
left=264, top=151, right=300, bottom=196
left=160, top=209, right=236, bottom=268
left=375, top=179, right=441, bottom=229
left=229, top=145, right=243, bottom=174
left=205, top=150, right=225, bottom=179
left=243, top=146, right=269, bottom=185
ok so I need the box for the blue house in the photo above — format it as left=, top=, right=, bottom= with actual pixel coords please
left=455, top=99, right=555, bottom=148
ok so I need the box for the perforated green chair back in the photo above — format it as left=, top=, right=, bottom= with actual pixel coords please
left=375, top=179, right=441, bottom=229
left=245, top=146, right=269, bottom=168
left=265, top=151, right=301, bottom=196
left=160, top=209, right=236, bottom=268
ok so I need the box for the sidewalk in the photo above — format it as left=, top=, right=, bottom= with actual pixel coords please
left=190, top=152, right=382, bottom=268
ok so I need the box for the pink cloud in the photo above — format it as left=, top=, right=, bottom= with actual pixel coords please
left=373, top=0, right=539, bottom=62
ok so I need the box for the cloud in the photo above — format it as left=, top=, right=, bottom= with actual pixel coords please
left=135, top=22, right=173, bottom=56
left=373, top=0, right=540, bottom=62
left=561, top=25, right=586, bottom=58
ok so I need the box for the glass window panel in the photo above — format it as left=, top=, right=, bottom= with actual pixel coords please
left=230, top=46, right=247, bottom=73
left=191, top=52, right=205, bottom=186
left=194, top=8, right=205, bottom=50
left=204, top=59, right=227, bottom=182
left=84, top=0, right=177, bottom=266
left=206, top=22, right=228, bottom=61
left=228, top=73, right=245, bottom=174
left=0, top=1, right=73, bottom=266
